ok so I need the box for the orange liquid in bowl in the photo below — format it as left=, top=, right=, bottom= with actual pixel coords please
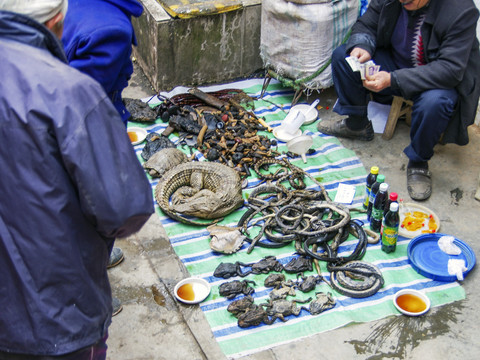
left=177, top=283, right=195, bottom=301
left=128, top=131, right=138, bottom=143
left=396, top=293, right=427, bottom=313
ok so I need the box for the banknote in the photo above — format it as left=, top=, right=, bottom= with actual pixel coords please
left=345, top=56, right=380, bottom=80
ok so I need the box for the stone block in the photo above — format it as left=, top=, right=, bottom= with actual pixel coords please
left=132, top=0, right=263, bottom=92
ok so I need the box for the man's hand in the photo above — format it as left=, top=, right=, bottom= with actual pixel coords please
left=363, top=71, right=391, bottom=92
left=350, top=47, right=371, bottom=63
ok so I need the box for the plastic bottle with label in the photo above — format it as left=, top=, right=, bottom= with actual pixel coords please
left=381, top=202, right=400, bottom=253
left=367, top=174, right=385, bottom=220
left=363, top=166, right=379, bottom=209
left=384, top=192, right=398, bottom=218
left=370, top=182, right=389, bottom=232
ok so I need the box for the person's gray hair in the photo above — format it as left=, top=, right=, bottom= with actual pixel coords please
left=0, top=0, right=68, bottom=24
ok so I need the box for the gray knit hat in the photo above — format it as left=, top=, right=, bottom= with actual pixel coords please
left=0, top=0, right=68, bottom=24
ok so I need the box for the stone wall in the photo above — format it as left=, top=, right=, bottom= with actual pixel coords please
left=132, top=0, right=262, bottom=92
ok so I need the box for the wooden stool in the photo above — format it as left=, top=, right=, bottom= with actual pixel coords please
left=382, top=96, right=413, bottom=140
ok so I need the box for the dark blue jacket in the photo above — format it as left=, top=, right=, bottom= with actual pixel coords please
left=62, top=0, right=144, bottom=124
left=0, top=11, right=154, bottom=356
left=346, top=0, right=480, bottom=145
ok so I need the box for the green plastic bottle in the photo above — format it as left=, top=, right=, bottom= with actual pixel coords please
left=381, top=202, right=400, bottom=253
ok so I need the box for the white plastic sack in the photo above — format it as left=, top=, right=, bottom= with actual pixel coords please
left=260, top=0, right=360, bottom=90
left=285, top=0, right=333, bottom=4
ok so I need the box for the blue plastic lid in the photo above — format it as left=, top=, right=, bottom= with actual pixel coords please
left=407, top=233, right=476, bottom=282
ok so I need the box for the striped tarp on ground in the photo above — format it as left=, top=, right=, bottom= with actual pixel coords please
left=128, top=79, right=465, bottom=359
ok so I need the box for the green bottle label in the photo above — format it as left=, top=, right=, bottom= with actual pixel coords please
left=382, top=225, right=398, bottom=246
left=371, top=207, right=383, bottom=220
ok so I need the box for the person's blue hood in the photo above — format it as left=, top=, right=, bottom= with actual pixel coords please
left=62, top=0, right=144, bottom=123
left=100, top=0, right=143, bottom=17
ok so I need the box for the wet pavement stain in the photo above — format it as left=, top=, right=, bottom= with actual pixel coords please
left=114, top=285, right=153, bottom=302
left=151, top=284, right=166, bottom=306
left=450, top=188, right=463, bottom=205
left=346, top=303, right=462, bottom=359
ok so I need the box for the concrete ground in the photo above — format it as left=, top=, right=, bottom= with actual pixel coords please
left=106, top=63, right=480, bottom=360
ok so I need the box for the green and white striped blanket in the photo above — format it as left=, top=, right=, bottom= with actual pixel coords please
left=129, top=79, right=465, bottom=359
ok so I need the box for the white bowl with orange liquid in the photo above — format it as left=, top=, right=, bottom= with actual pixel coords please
left=127, top=127, right=147, bottom=145
left=174, top=277, right=211, bottom=304
left=393, top=289, right=431, bottom=316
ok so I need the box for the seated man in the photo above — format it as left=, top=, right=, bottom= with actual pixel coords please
left=0, top=0, right=154, bottom=358
left=318, top=0, right=480, bottom=200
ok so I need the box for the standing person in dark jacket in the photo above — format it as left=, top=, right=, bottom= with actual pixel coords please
left=317, top=0, right=480, bottom=201
left=0, top=0, right=154, bottom=358
left=62, top=0, right=145, bottom=298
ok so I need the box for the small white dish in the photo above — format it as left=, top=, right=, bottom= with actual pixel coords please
left=289, top=104, right=319, bottom=125
left=273, top=127, right=302, bottom=142
left=127, top=127, right=147, bottom=145
left=399, top=202, right=440, bottom=238
left=393, top=289, right=431, bottom=316
left=174, top=277, right=211, bottom=304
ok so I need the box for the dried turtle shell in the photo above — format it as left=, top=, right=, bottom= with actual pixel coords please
left=208, top=225, right=245, bottom=254
left=143, top=148, right=188, bottom=178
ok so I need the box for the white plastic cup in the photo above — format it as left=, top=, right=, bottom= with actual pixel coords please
left=282, top=109, right=306, bottom=134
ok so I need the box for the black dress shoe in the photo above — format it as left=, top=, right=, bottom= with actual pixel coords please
left=407, top=167, right=432, bottom=201
left=317, top=117, right=374, bottom=141
left=112, top=297, right=123, bottom=316
left=107, top=247, right=124, bottom=269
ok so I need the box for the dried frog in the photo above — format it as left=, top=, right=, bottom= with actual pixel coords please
left=268, top=282, right=296, bottom=301
left=264, top=274, right=286, bottom=289
left=227, top=295, right=255, bottom=317
left=237, top=305, right=273, bottom=328
left=284, top=255, right=313, bottom=274
left=213, top=262, right=252, bottom=279
left=251, top=256, right=284, bottom=274
left=262, top=297, right=312, bottom=322
left=302, top=292, right=335, bottom=315
left=219, top=280, right=256, bottom=300
left=296, top=273, right=323, bottom=293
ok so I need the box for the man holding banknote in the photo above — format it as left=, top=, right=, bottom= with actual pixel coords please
left=317, top=0, right=480, bottom=200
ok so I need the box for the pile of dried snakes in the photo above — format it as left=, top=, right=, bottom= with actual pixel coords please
left=237, top=158, right=384, bottom=298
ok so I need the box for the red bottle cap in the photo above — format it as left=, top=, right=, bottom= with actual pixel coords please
left=390, top=192, right=398, bottom=201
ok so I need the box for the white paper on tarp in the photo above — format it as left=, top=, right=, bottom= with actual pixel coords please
left=367, top=101, right=391, bottom=134
left=334, top=183, right=356, bottom=204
